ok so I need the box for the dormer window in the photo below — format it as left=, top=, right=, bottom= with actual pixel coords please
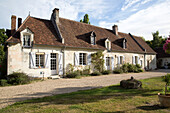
left=90, top=31, right=96, bottom=45
left=20, top=27, right=34, bottom=48
left=123, top=38, right=127, bottom=49
left=23, top=35, right=31, bottom=47
left=105, top=38, right=111, bottom=50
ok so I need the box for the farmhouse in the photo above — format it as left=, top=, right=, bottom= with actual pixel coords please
left=6, top=8, right=156, bottom=78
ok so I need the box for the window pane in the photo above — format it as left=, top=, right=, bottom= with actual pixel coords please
left=83, top=53, right=86, bottom=65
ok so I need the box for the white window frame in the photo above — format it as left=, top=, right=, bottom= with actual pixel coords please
left=105, top=39, right=111, bottom=50
left=20, top=28, right=34, bottom=47
left=36, top=53, right=45, bottom=68
left=79, top=53, right=87, bottom=65
left=23, top=34, right=31, bottom=47
left=133, top=55, right=139, bottom=65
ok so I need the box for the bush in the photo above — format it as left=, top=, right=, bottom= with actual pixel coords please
left=113, top=68, right=123, bottom=74
left=91, top=71, right=101, bottom=76
left=82, top=69, right=90, bottom=75
left=102, top=70, right=111, bottom=75
left=122, top=64, right=128, bottom=73
left=135, top=64, right=141, bottom=68
left=127, top=64, right=135, bottom=72
left=138, top=69, right=144, bottom=72
left=0, top=79, right=9, bottom=86
left=66, top=71, right=80, bottom=78
left=7, top=72, right=31, bottom=85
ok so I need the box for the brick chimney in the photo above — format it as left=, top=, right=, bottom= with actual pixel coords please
left=11, top=15, right=16, bottom=35
left=18, top=18, right=22, bottom=28
left=51, top=8, right=59, bottom=24
left=112, top=25, right=118, bottom=36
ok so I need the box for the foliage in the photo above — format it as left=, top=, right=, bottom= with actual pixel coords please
left=101, top=70, right=111, bottom=75
left=0, top=79, right=9, bottom=86
left=80, top=14, right=90, bottom=24
left=122, top=63, right=128, bottom=73
left=66, top=71, right=81, bottom=78
left=0, top=58, right=7, bottom=79
left=162, top=73, right=170, bottom=95
left=113, top=68, right=123, bottom=74
left=7, top=72, right=31, bottom=85
left=91, top=51, right=104, bottom=72
left=163, top=38, right=170, bottom=54
left=0, top=29, right=8, bottom=45
left=146, top=31, right=167, bottom=49
left=127, top=63, right=136, bottom=72
left=91, top=71, right=101, bottom=76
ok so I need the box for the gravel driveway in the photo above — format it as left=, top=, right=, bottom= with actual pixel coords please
left=0, top=69, right=170, bottom=109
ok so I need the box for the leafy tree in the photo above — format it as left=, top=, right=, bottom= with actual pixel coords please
left=91, top=51, right=104, bottom=72
left=0, top=29, right=8, bottom=45
left=146, top=31, right=167, bottom=49
left=80, top=14, right=90, bottom=24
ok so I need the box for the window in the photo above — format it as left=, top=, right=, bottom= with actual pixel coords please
left=123, top=39, right=127, bottom=49
left=36, top=53, right=45, bottom=68
left=135, top=56, right=138, bottom=64
left=79, top=53, right=86, bottom=65
left=107, top=41, right=110, bottom=50
left=50, top=53, right=57, bottom=70
left=106, top=57, right=110, bottom=66
left=91, top=36, right=95, bottom=45
left=120, top=56, right=123, bottom=64
left=23, top=35, right=31, bottom=47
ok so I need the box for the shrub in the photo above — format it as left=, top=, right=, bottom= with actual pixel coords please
left=91, top=71, right=101, bottom=76
left=102, top=70, right=111, bottom=75
left=127, top=64, right=135, bottom=72
left=0, top=79, right=9, bottom=86
left=7, top=72, right=31, bottom=85
left=82, top=69, right=90, bottom=75
left=122, top=64, right=128, bottom=73
left=134, top=66, right=139, bottom=73
left=113, top=68, right=123, bottom=74
left=138, top=69, right=144, bottom=72
left=66, top=71, right=80, bottom=78
left=135, top=64, right=141, bottom=68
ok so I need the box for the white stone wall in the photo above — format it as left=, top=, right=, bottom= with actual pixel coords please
left=7, top=43, right=157, bottom=78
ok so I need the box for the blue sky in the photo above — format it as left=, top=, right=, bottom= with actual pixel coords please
left=0, top=0, right=170, bottom=40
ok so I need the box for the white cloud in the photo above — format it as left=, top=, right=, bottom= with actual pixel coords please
left=121, top=0, right=141, bottom=11
left=100, top=0, right=170, bottom=40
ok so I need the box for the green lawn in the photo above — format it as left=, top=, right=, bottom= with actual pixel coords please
left=0, top=77, right=170, bottom=113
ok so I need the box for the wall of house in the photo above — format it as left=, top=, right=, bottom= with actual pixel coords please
left=7, top=43, right=157, bottom=78
left=145, top=54, right=157, bottom=70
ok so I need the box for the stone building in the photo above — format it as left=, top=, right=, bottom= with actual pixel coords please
left=6, top=8, right=156, bottom=78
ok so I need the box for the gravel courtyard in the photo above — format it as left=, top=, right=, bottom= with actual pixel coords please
left=0, top=69, right=170, bottom=109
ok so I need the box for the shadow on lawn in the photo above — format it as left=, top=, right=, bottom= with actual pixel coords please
left=10, top=85, right=162, bottom=106
left=137, top=105, right=167, bottom=111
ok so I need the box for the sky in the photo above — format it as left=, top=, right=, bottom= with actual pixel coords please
left=0, top=0, right=170, bottom=40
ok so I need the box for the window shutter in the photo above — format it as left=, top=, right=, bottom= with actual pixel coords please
left=74, top=52, right=79, bottom=66
left=111, top=57, right=114, bottom=70
left=117, top=56, right=120, bottom=65
left=137, top=56, right=139, bottom=64
left=58, top=53, right=63, bottom=75
left=104, top=56, right=107, bottom=70
left=87, top=53, right=91, bottom=65
left=29, top=52, right=35, bottom=68
left=132, top=56, right=135, bottom=65
left=45, top=52, right=50, bottom=68
left=123, top=56, right=125, bottom=64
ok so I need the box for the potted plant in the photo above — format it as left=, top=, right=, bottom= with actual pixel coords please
left=158, top=73, right=170, bottom=107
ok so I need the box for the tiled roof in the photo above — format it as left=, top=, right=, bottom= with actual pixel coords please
left=154, top=47, right=170, bottom=58
left=7, top=16, right=156, bottom=54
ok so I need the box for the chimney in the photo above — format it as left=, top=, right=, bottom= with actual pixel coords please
left=11, top=15, right=16, bottom=35
left=112, top=25, right=118, bottom=36
left=51, top=8, right=59, bottom=24
left=18, top=18, right=22, bottom=28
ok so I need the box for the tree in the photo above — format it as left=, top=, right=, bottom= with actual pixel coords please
left=91, top=51, right=104, bottom=72
left=0, top=29, right=8, bottom=45
left=80, top=14, right=91, bottom=24
left=146, top=31, right=166, bottom=49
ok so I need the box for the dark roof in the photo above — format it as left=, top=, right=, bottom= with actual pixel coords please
left=154, top=47, right=170, bottom=58
left=7, top=16, right=156, bottom=54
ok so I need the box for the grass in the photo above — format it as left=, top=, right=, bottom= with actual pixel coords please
left=0, top=77, right=170, bottom=113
